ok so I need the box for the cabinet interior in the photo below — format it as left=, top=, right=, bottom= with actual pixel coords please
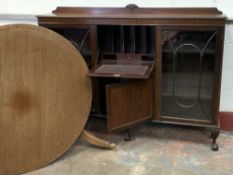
left=89, top=25, right=155, bottom=79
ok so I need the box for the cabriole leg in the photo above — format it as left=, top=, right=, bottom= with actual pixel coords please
left=124, top=128, right=132, bottom=141
left=210, top=128, right=220, bottom=151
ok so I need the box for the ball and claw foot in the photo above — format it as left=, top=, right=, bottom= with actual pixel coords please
left=124, top=129, right=132, bottom=141
left=211, top=142, right=219, bottom=151
left=210, top=128, right=220, bottom=151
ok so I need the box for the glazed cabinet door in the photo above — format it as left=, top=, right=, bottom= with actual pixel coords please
left=157, top=28, right=223, bottom=125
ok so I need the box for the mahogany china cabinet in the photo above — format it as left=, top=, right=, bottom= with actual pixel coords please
left=37, top=6, right=226, bottom=150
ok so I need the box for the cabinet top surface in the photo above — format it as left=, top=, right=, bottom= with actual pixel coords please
left=38, top=7, right=225, bottom=20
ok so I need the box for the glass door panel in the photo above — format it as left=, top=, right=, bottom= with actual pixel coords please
left=161, top=31, right=216, bottom=122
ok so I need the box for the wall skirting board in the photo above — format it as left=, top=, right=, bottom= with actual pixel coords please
left=220, top=112, right=233, bottom=131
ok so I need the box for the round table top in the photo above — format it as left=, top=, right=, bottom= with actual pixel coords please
left=0, top=24, right=92, bottom=175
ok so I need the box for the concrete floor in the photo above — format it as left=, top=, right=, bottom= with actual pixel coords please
left=24, top=119, right=233, bottom=175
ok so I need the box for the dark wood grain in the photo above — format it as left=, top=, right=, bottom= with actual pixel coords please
left=106, top=80, right=152, bottom=132
left=51, top=7, right=224, bottom=18
left=38, top=7, right=225, bottom=27
left=154, top=27, right=162, bottom=120
left=212, top=27, right=225, bottom=125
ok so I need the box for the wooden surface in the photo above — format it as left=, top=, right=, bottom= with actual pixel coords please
left=106, top=80, right=152, bottom=132
left=89, top=63, right=153, bottom=79
left=52, top=7, right=224, bottom=19
left=154, top=27, right=162, bottom=120
left=80, top=130, right=116, bottom=151
left=0, top=24, right=92, bottom=175
left=37, top=7, right=226, bottom=27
